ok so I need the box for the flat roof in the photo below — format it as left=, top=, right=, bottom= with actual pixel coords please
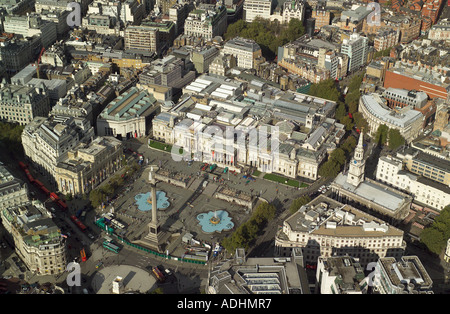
left=333, top=173, right=407, bottom=213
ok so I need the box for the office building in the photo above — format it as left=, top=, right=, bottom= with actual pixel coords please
left=0, top=81, right=51, bottom=125
left=275, top=194, right=406, bottom=266
left=0, top=200, right=67, bottom=275
left=373, top=256, right=433, bottom=294
left=243, top=0, right=272, bottom=22
left=96, top=87, right=160, bottom=139
left=223, top=37, right=262, bottom=70
left=0, top=162, right=29, bottom=210
left=311, top=3, right=330, bottom=31
left=22, top=115, right=95, bottom=185
left=124, top=24, right=161, bottom=54
left=316, top=256, right=366, bottom=294
left=184, top=4, right=227, bottom=41
left=358, top=93, right=424, bottom=143
left=3, top=13, right=57, bottom=48
left=207, top=248, right=308, bottom=294
left=341, top=32, right=369, bottom=72
left=397, top=148, right=450, bottom=187
left=376, top=155, right=450, bottom=211
left=55, top=136, right=123, bottom=196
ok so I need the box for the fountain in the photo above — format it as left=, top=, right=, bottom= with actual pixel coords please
left=196, top=210, right=234, bottom=234
left=135, top=191, right=170, bottom=212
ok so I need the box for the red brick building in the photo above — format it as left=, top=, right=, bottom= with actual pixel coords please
left=384, top=69, right=449, bottom=101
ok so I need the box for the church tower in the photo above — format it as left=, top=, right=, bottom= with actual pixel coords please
left=346, top=130, right=365, bottom=187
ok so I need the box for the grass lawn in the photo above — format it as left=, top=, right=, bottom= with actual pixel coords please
left=252, top=170, right=261, bottom=177
left=149, top=140, right=184, bottom=155
left=263, top=173, right=300, bottom=187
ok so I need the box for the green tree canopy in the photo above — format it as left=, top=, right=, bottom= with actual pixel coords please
left=388, top=128, right=406, bottom=150
left=374, top=124, right=389, bottom=146
left=420, top=205, right=450, bottom=255
left=222, top=202, right=277, bottom=253
left=289, top=195, right=311, bottom=214
left=308, top=79, right=340, bottom=102
left=352, top=112, right=368, bottom=131
left=224, top=17, right=305, bottom=60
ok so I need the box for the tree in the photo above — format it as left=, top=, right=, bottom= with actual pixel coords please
left=340, top=115, right=354, bottom=131
left=345, top=90, right=360, bottom=114
left=352, top=112, right=368, bottom=131
left=89, top=189, right=106, bottom=208
left=222, top=202, right=276, bottom=253
left=335, top=102, right=347, bottom=121
left=341, top=135, right=357, bottom=157
left=374, top=124, right=389, bottom=146
left=420, top=205, right=450, bottom=255
left=224, top=17, right=305, bottom=61
left=330, top=148, right=346, bottom=166
left=286, top=18, right=305, bottom=42
left=420, top=227, right=445, bottom=255
left=289, top=195, right=311, bottom=214
left=308, top=79, right=340, bottom=102
left=318, top=159, right=341, bottom=178
left=388, top=128, right=405, bottom=150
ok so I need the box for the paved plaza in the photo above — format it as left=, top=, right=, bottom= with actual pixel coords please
left=97, top=136, right=319, bottom=259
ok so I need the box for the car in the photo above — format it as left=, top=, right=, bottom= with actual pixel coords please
left=164, top=268, right=172, bottom=276
left=88, top=233, right=95, bottom=240
left=50, top=207, right=56, bottom=212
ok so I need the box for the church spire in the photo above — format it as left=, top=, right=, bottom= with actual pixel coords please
left=354, top=128, right=364, bottom=162
left=346, top=129, right=365, bottom=187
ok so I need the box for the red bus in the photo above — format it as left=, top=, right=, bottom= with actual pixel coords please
left=70, top=215, right=87, bottom=232
left=50, top=192, right=59, bottom=201
left=40, top=186, right=50, bottom=196
left=80, top=248, right=87, bottom=262
left=152, top=266, right=165, bottom=282
left=33, top=179, right=43, bottom=188
left=57, top=200, right=68, bottom=210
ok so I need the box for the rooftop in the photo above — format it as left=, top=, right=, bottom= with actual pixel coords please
left=100, top=87, right=157, bottom=120
left=360, top=94, right=423, bottom=128
left=284, top=195, right=404, bottom=237
left=333, top=173, right=409, bottom=214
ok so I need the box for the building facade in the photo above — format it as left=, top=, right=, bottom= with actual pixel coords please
left=375, top=155, right=450, bottom=211
left=243, top=0, right=272, bottom=22
left=96, top=87, right=160, bottom=139
left=0, top=82, right=51, bottom=125
left=341, top=32, right=369, bottom=73
left=55, top=136, right=123, bottom=196
left=1, top=201, right=67, bottom=275
left=0, top=163, right=29, bottom=210
left=184, top=4, right=227, bottom=40
left=124, top=25, right=160, bottom=54
left=275, top=195, right=406, bottom=266
left=22, top=115, right=95, bottom=185
left=358, top=93, right=424, bottom=143
left=373, top=256, right=433, bottom=294
left=223, top=37, right=262, bottom=70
